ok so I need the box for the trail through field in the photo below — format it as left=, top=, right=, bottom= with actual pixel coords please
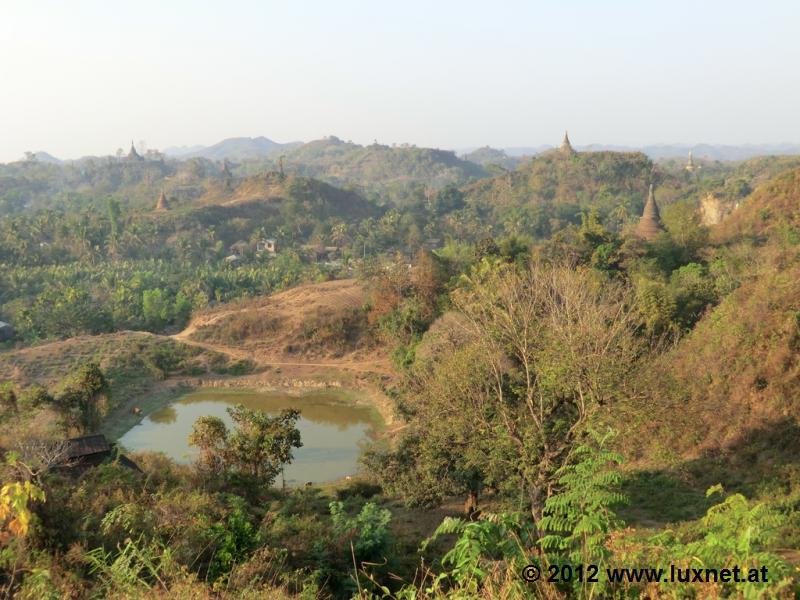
left=171, top=279, right=393, bottom=377
left=174, top=333, right=392, bottom=375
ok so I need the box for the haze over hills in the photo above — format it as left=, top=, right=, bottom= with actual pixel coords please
left=472, top=142, right=800, bottom=162
left=163, top=136, right=300, bottom=161
left=13, top=137, right=800, bottom=167
left=156, top=137, right=800, bottom=164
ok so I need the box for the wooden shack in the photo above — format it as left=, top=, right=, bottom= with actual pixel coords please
left=58, top=434, right=141, bottom=474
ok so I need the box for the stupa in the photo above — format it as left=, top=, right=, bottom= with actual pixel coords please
left=634, top=184, right=664, bottom=240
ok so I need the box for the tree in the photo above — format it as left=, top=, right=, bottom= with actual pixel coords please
left=429, top=184, right=465, bottom=215
left=105, top=197, right=122, bottom=259
left=0, top=382, right=17, bottom=414
left=329, top=501, right=392, bottom=562
left=55, top=362, right=110, bottom=434
left=0, top=479, right=45, bottom=544
left=188, top=416, right=228, bottom=474
left=142, top=288, right=172, bottom=330
left=189, top=405, right=302, bottom=486
left=372, top=260, right=642, bottom=519
left=227, top=405, right=302, bottom=486
left=457, top=262, right=641, bottom=516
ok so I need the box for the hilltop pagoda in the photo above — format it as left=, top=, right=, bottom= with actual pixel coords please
left=685, top=151, right=699, bottom=172
left=635, top=184, right=664, bottom=240
left=560, top=131, right=576, bottom=155
left=155, top=189, right=169, bottom=211
left=127, top=141, right=144, bottom=161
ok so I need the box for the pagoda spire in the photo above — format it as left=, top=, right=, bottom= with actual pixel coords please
left=155, top=189, right=168, bottom=211
left=127, top=140, right=143, bottom=161
left=560, top=131, right=576, bottom=154
left=635, top=184, right=664, bottom=240
left=685, top=151, right=698, bottom=172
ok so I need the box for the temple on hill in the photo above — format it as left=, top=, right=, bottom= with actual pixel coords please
left=685, top=151, right=699, bottom=172
left=635, top=184, right=664, bottom=240
left=560, top=131, right=576, bottom=154
left=155, top=189, right=168, bottom=211
left=127, top=141, right=144, bottom=161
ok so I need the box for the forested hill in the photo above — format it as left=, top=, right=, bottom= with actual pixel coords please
left=461, top=149, right=660, bottom=238
left=0, top=155, right=217, bottom=214
left=621, top=167, right=800, bottom=471
left=241, top=136, right=489, bottom=204
left=0, top=139, right=488, bottom=214
left=461, top=146, right=522, bottom=170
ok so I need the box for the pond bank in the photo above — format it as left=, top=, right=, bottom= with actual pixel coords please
left=101, top=365, right=396, bottom=441
left=119, top=388, right=382, bottom=483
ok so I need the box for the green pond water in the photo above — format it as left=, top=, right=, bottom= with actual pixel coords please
left=119, top=389, right=381, bottom=484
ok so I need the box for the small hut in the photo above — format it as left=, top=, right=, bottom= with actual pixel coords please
left=65, top=434, right=112, bottom=467
left=58, top=434, right=141, bottom=474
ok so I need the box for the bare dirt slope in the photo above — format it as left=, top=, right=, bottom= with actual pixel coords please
left=174, top=278, right=392, bottom=376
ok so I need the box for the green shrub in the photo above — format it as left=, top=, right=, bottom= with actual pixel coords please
left=329, top=500, right=392, bottom=561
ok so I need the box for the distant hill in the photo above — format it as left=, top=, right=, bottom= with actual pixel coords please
left=32, top=151, right=62, bottom=164
left=463, top=147, right=658, bottom=236
left=499, top=143, right=800, bottom=161
left=462, top=146, right=522, bottom=170
left=165, top=136, right=300, bottom=161
left=501, top=145, right=554, bottom=157
left=267, top=136, right=489, bottom=204
left=162, top=144, right=205, bottom=156
left=193, top=172, right=379, bottom=222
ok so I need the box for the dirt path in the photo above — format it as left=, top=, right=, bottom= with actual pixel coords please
left=173, top=331, right=393, bottom=375
left=159, top=278, right=398, bottom=426
left=171, top=278, right=394, bottom=377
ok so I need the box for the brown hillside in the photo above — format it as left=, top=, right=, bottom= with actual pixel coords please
left=178, top=279, right=388, bottom=368
left=0, top=332, right=227, bottom=391
left=194, top=173, right=377, bottom=220
left=622, top=168, right=800, bottom=475
left=713, top=167, right=800, bottom=242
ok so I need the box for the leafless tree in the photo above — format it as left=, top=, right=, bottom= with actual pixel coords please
left=12, top=439, right=75, bottom=482
left=449, top=259, right=643, bottom=518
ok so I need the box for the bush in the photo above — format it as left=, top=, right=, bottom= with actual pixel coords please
left=329, top=501, right=392, bottom=561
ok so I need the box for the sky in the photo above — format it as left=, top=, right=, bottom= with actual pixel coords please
left=1, top=0, right=798, bottom=162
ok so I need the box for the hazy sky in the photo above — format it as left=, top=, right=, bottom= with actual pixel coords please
left=1, top=0, right=798, bottom=162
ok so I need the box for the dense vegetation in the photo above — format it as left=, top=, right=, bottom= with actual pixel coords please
left=238, top=136, right=489, bottom=206
left=1, top=146, right=800, bottom=598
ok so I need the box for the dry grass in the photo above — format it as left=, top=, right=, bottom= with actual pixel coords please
left=184, top=279, right=381, bottom=363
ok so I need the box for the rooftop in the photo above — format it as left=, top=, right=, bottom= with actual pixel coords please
left=65, top=434, right=111, bottom=459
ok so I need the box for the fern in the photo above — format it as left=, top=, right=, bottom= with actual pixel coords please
left=538, top=430, right=627, bottom=598
left=673, top=486, right=794, bottom=599
left=419, top=512, right=535, bottom=597
left=84, top=535, right=174, bottom=595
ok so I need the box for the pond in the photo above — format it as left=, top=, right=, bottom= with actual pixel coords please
left=119, top=389, right=382, bottom=484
